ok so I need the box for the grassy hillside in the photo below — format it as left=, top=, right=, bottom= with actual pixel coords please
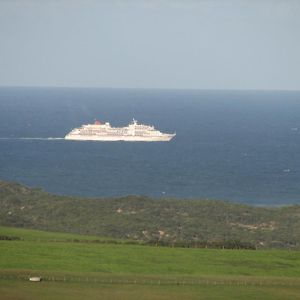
left=2, top=227, right=300, bottom=277
left=1, top=179, right=300, bottom=249
left=1, top=226, right=300, bottom=300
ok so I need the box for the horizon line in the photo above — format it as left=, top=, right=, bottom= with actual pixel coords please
left=0, top=85, right=299, bottom=93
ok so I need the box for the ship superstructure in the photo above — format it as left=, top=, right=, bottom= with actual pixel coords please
left=65, top=119, right=176, bottom=142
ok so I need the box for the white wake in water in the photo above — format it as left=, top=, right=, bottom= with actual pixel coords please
left=0, top=137, right=64, bottom=140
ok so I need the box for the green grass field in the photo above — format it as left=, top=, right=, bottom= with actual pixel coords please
left=1, top=226, right=300, bottom=299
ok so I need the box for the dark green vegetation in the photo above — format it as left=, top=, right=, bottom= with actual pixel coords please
left=1, top=226, right=300, bottom=300
left=1, top=179, right=300, bottom=249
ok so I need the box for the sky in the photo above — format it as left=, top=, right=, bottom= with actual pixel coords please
left=0, top=0, right=299, bottom=90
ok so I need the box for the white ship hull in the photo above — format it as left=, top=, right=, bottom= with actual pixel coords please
left=65, top=134, right=175, bottom=142
left=64, top=119, right=176, bottom=142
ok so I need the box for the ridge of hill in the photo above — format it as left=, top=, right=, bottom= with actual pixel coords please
left=1, top=179, right=300, bottom=249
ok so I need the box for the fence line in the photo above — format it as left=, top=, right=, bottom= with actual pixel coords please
left=0, top=274, right=299, bottom=287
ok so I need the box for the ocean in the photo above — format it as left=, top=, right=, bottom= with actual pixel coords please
left=0, top=87, right=300, bottom=205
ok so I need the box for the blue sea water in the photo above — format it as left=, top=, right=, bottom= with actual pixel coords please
left=0, top=87, right=300, bottom=205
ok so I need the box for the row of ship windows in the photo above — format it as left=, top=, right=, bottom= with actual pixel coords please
left=80, top=130, right=155, bottom=134
left=79, top=131, right=158, bottom=136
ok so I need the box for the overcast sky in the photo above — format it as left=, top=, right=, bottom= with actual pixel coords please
left=0, top=0, right=299, bottom=90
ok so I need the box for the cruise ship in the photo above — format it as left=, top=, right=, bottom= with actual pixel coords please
left=65, top=119, right=176, bottom=142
